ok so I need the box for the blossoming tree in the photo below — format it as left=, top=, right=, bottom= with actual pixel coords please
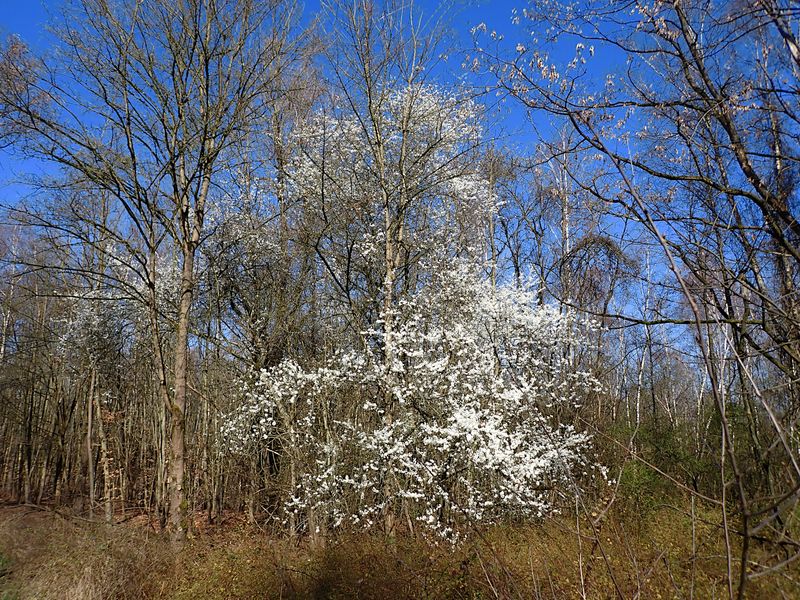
left=224, top=263, right=601, bottom=538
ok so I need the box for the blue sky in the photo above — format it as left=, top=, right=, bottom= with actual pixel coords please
left=0, top=0, right=523, bottom=52
left=0, top=0, right=607, bottom=210
left=0, top=0, right=51, bottom=49
left=0, top=0, right=534, bottom=199
left=0, top=0, right=59, bottom=199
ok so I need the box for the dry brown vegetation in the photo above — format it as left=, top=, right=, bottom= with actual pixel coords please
left=1, top=501, right=798, bottom=599
left=0, top=506, right=171, bottom=599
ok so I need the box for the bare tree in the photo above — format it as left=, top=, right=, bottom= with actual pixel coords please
left=0, top=0, right=298, bottom=540
left=481, top=0, right=800, bottom=595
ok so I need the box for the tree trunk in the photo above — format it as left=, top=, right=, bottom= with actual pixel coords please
left=167, top=247, right=195, bottom=542
left=94, top=387, right=114, bottom=523
left=87, top=368, right=95, bottom=518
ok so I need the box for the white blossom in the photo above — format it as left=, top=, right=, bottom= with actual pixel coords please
left=224, top=263, right=602, bottom=539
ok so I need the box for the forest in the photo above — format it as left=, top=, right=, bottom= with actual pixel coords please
left=0, top=0, right=799, bottom=598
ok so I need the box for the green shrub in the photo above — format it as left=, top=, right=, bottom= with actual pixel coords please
left=618, top=461, right=668, bottom=516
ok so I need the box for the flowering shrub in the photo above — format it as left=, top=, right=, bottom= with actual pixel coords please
left=223, top=264, right=601, bottom=538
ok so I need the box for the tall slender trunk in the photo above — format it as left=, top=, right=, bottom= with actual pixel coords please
left=87, top=368, right=96, bottom=518
left=168, top=246, right=195, bottom=541
left=94, top=386, right=114, bottom=523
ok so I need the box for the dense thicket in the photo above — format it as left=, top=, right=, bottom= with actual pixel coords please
left=1, top=0, right=799, bottom=596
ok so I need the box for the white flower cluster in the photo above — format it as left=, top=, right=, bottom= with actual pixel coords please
left=222, top=264, right=601, bottom=539
left=55, top=285, right=134, bottom=364
left=286, top=84, right=491, bottom=272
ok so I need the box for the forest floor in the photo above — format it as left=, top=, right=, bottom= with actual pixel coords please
left=0, top=502, right=798, bottom=599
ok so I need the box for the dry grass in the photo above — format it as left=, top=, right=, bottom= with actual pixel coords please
left=0, top=502, right=797, bottom=599
left=0, top=506, right=172, bottom=599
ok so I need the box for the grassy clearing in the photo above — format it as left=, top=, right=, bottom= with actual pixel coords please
left=0, top=502, right=797, bottom=599
left=0, top=506, right=171, bottom=600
